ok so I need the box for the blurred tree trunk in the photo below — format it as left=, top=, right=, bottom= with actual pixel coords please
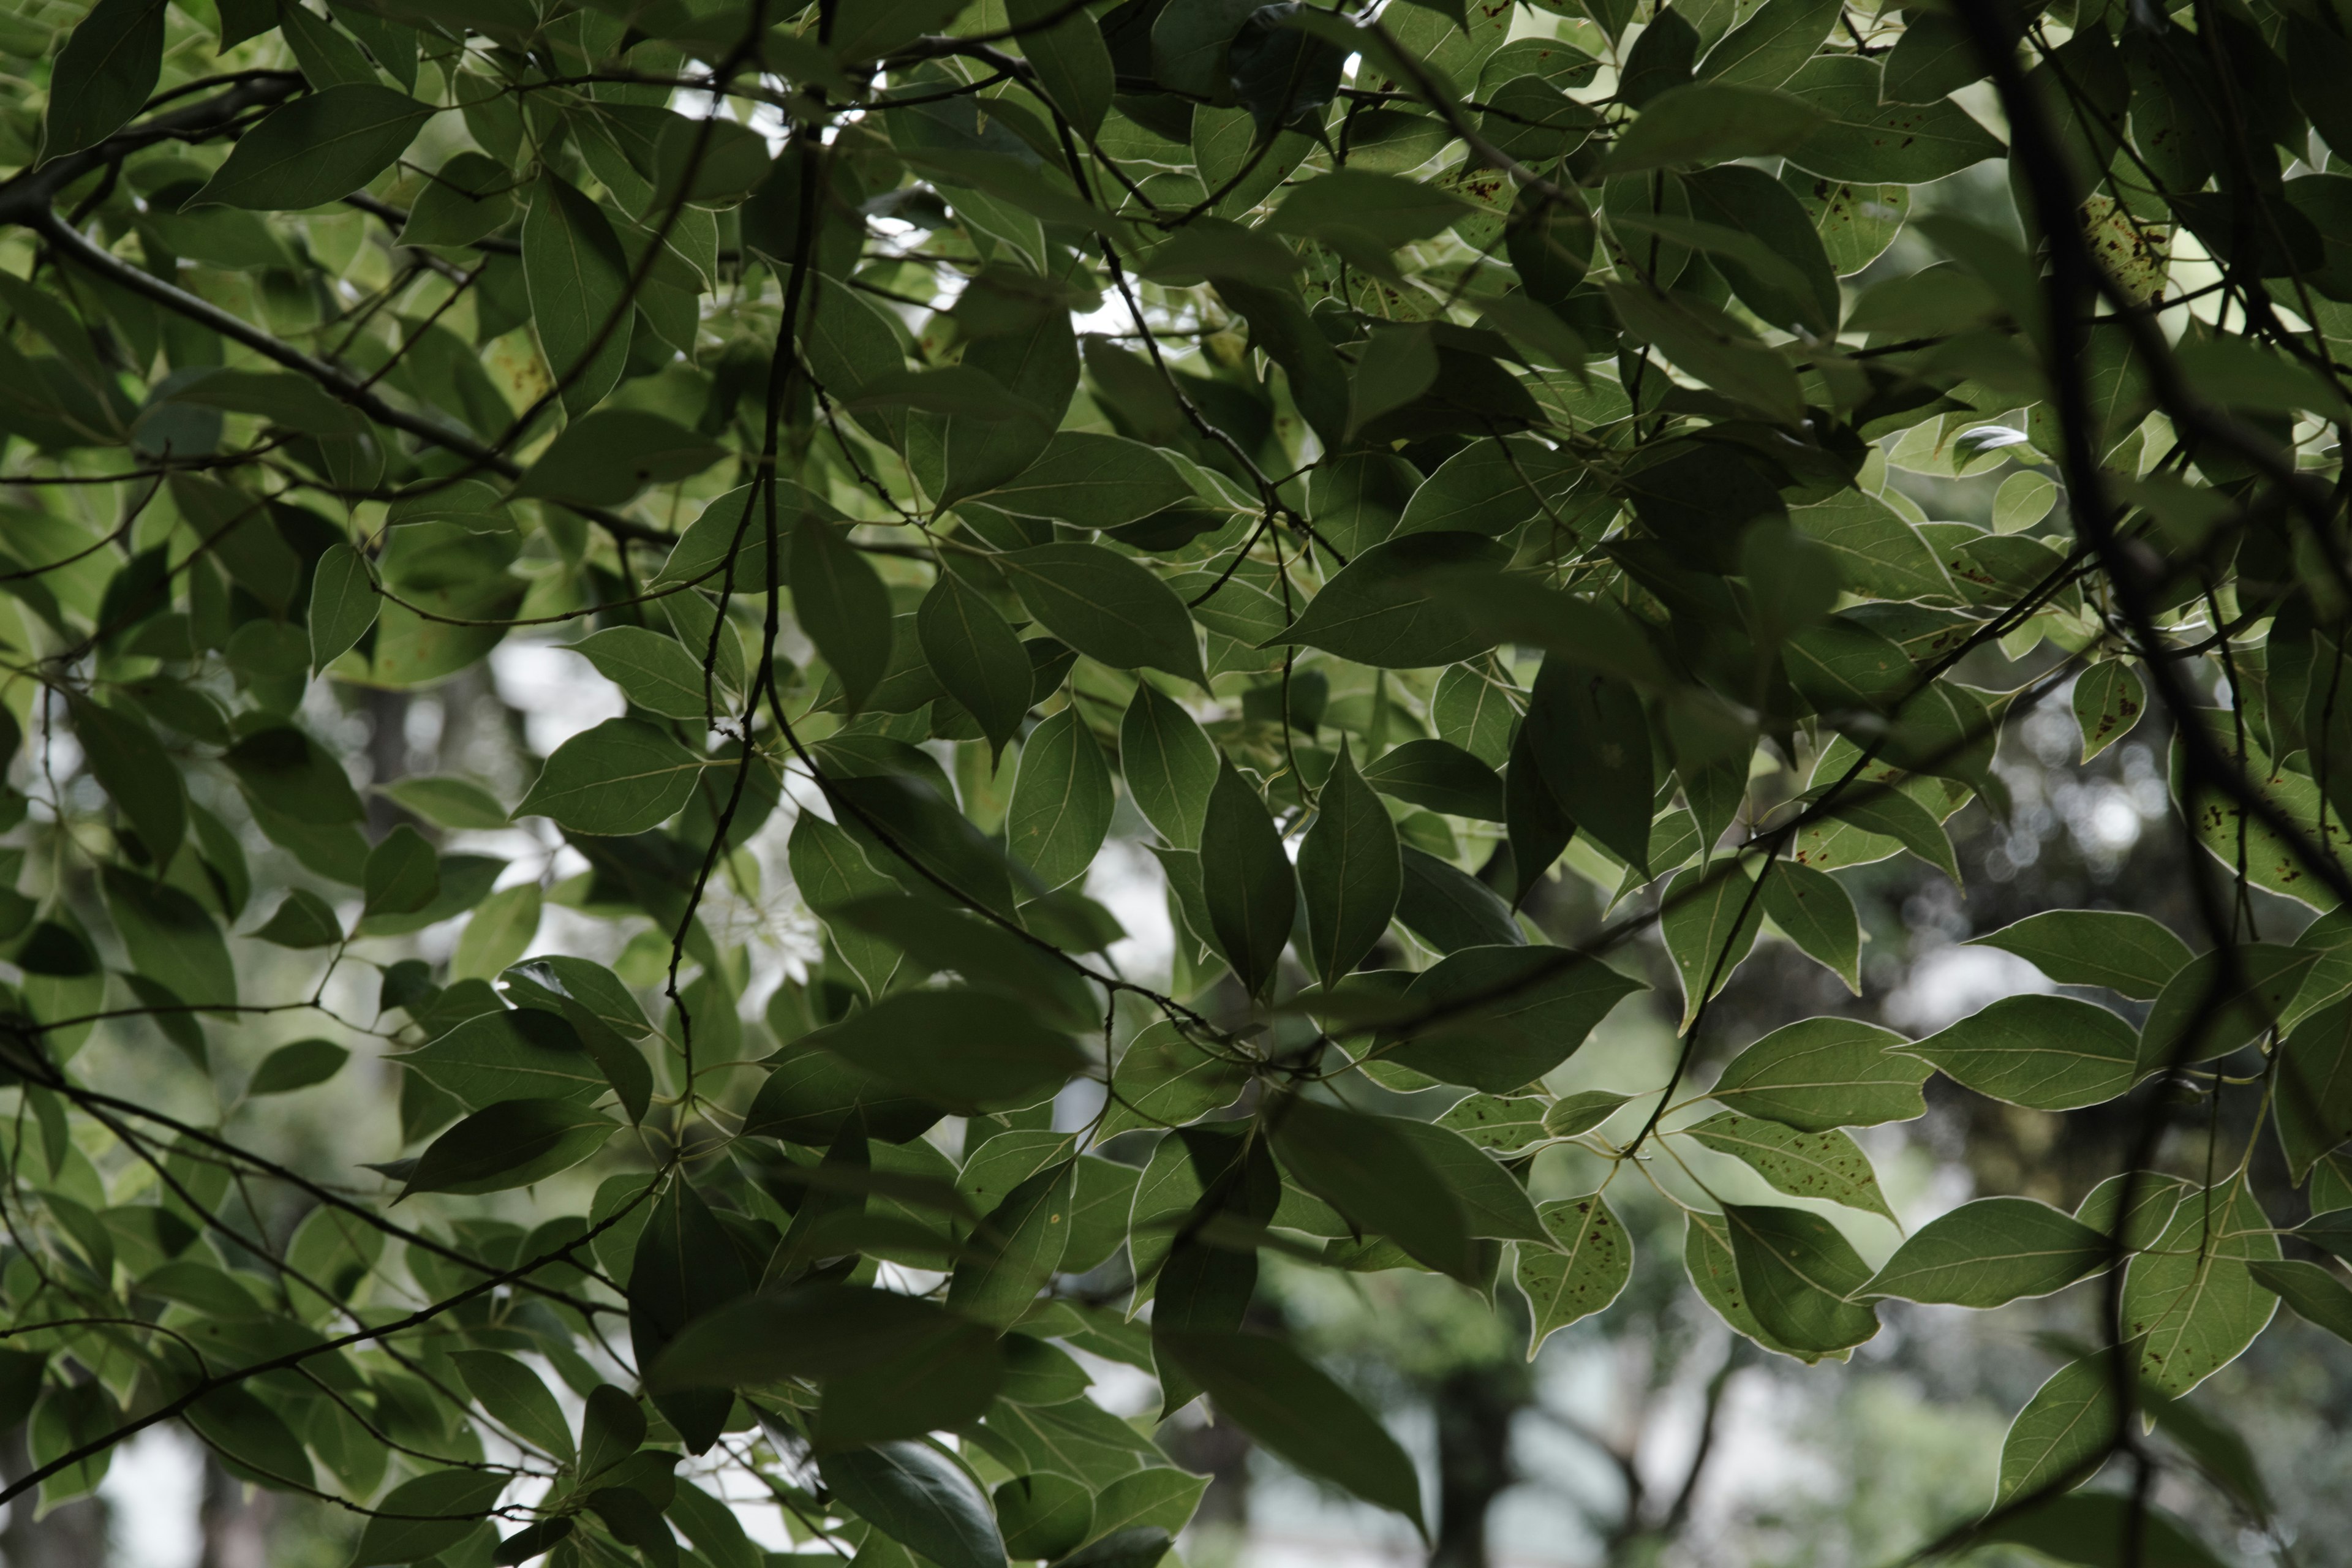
left=198, top=1453, right=274, bottom=1568
left=0, top=1429, right=108, bottom=1568
left=1430, top=1365, right=1528, bottom=1568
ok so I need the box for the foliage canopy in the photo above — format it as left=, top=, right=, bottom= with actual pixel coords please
left=0, top=0, right=2348, bottom=1562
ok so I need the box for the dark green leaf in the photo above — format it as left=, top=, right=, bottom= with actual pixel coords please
left=1863, top=1197, right=2106, bottom=1306
left=819, top=1442, right=1007, bottom=1568
left=1270, top=1095, right=1475, bottom=1281
left=247, top=1039, right=349, bottom=1096
left=1903, top=995, right=2141, bottom=1110
left=919, top=574, right=1033, bottom=755
left=1722, top=1203, right=1879, bottom=1354
left=42, top=0, right=168, bottom=158
left=401, top=1098, right=615, bottom=1197
left=193, top=86, right=434, bottom=211
left=1299, top=741, right=1403, bottom=988
left=309, top=543, right=377, bottom=673
left=1966, top=910, right=2192, bottom=1002
left=522, top=172, right=633, bottom=415
left=1759, top=862, right=1860, bottom=993
left=250, top=889, right=343, bottom=950
left=363, top=824, right=440, bottom=918
left=514, top=412, right=725, bottom=506
left=1199, top=759, right=1296, bottom=997
left=1005, top=707, right=1114, bottom=891
left=1003, top=544, right=1205, bottom=686
left=516, top=718, right=704, bottom=836
left=793, top=521, right=896, bottom=714
left=1274, top=533, right=1509, bottom=668
left=1154, top=1330, right=1427, bottom=1536
left=1120, top=681, right=1220, bottom=849
left=1707, top=1017, right=1927, bottom=1131
left=805, top=989, right=1084, bottom=1115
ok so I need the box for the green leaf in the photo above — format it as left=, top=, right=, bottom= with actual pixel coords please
left=69, top=695, right=186, bottom=868
left=1270, top=1095, right=1476, bottom=1281
left=102, top=868, right=237, bottom=1009
left=350, top=1470, right=509, bottom=1567
left=1524, top=653, right=1656, bottom=873
left=1005, top=707, right=1113, bottom=892
left=1359, top=739, right=1504, bottom=820
left=192, top=85, right=434, bottom=210
left=1381, top=945, right=1646, bottom=1093
left=42, top=0, right=168, bottom=158
left=1603, top=281, right=1804, bottom=424
left=1684, top=1112, right=1894, bottom=1221
left=2073, top=660, right=2148, bottom=761
left=1660, top=863, right=1764, bottom=1028
left=1863, top=1197, right=2106, bottom=1306
left=1120, top=681, right=1219, bottom=850
left=247, top=1039, right=349, bottom=1096
left=571, top=626, right=726, bottom=722
left=1389, top=1118, right=1546, bottom=1242
left=1395, top=846, right=1520, bottom=954
left=794, top=520, right=895, bottom=714
left=1009, top=0, right=1114, bottom=136
left=225, top=724, right=364, bottom=823
left=516, top=718, right=704, bottom=836
left=2137, top=944, right=2314, bottom=1071
left=1299, top=741, right=1403, bottom=989
left=1437, top=1093, right=1550, bottom=1152
left=1153, top=1330, right=1427, bottom=1537
left=1605, top=82, right=1826, bottom=172
left=379, top=775, right=511, bottom=831
left=1003, top=545, right=1204, bottom=687
left=308, top=543, right=377, bottom=674
left=249, top=888, right=341, bottom=951
left=399, top=151, right=515, bottom=247
left=1965, top=910, right=2189, bottom=1003
left=1682, top=1210, right=1828, bottom=1363
left=514, top=412, right=725, bottom=506
left=649, top=1285, right=1002, bottom=1442
left=1904, top=995, right=2140, bottom=1110
left=450, top=883, right=541, bottom=982
left=1787, top=490, right=1956, bottom=604
left=2249, top=1257, right=2352, bottom=1345
left=453, top=1350, right=575, bottom=1461
left=1545, top=1090, right=1635, bottom=1138
left=630, top=1178, right=750, bottom=1452
left=970, top=433, right=1192, bottom=528
left=1759, top=862, right=1861, bottom=993
left=805, top=989, right=1084, bottom=1115
left=1695, top=0, right=1842, bottom=88
left=1099, top=1022, right=1250, bottom=1140
left=1794, top=781, right=1961, bottom=885
left=1707, top=1017, right=1927, bottom=1131
left=2124, top=1181, right=2280, bottom=1396
left=363, top=823, right=440, bottom=918
left=1973, top=1494, right=2228, bottom=1568
left=832, top=895, right=1095, bottom=1030
left=1782, top=56, right=2006, bottom=184
left=1721, top=1203, right=1880, bottom=1354
left=949, top=1161, right=1076, bottom=1329
left=919, top=575, right=1033, bottom=756
left=1199, top=759, right=1295, bottom=998
left=522, top=172, right=634, bottom=416
left=1516, top=1195, right=1634, bottom=1358
left=820, top=1442, right=1008, bottom=1568
left=1996, top=1353, right=2120, bottom=1505
left=400, top=1098, right=614, bottom=1197
left=2277, top=995, right=2352, bottom=1181
left=1274, top=533, right=1509, bottom=668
